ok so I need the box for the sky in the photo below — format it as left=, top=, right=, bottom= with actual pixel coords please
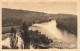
left=2, top=2, right=77, bottom=15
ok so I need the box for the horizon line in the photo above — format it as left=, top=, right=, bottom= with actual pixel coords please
left=2, top=8, right=77, bottom=15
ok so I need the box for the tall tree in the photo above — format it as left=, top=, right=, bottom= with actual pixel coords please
left=10, top=27, right=18, bottom=49
left=20, top=21, right=30, bottom=49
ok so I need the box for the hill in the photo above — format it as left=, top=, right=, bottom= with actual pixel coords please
left=2, top=8, right=77, bottom=27
left=2, top=8, right=49, bottom=27
left=2, top=8, right=77, bottom=34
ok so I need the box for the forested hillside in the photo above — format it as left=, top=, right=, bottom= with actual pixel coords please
left=2, top=8, right=77, bottom=27
left=2, top=8, right=77, bottom=34
left=2, top=8, right=48, bottom=27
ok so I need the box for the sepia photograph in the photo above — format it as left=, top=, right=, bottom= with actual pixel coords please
left=2, top=2, right=77, bottom=49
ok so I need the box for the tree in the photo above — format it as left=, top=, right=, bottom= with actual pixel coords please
left=10, top=27, right=16, bottom=34
left=10, top=27, right=18, bottom=49
left=20, top=21, right=30, bottom=49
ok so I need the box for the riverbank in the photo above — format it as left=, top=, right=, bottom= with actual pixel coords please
left=56, top=17, right=77, bottom=35
left=29, top=20, right=77, bottom=49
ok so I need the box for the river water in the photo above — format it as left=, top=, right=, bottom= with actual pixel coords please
left=29, top=20, right=77, bottom=49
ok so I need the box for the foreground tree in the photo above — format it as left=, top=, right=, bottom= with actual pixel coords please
left=20, top=21, right=30, bottom=49
left=10, top=27, right=18, bottom=49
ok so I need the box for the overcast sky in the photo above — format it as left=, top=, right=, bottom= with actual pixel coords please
left=2, top=2, right=77, bottom=15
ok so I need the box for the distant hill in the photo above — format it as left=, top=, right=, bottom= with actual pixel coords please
left=2, top=8, right=77, bottom=34
left=2, top=8, right=77, bottom=27
left=2, top=8, right=48, bottom=19
left=2, top=8, right=48, bottom=27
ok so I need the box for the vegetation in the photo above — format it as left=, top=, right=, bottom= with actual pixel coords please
left=2, top=8, right=77, bottom=49
left=2, top=25, right=20, bottom=34
left=2, top=8, right=49, bottom=27
left=29, top=30, right=53, bottom=49
left=10, top=27, right=18, bottom=49
left=20, top=21, right=30, bottom=49
left=2, top=8, right=77, bottom=35
left=56, top=17, right=77, bottom=35
left=10, top=27, right=16, bottom=34
left=2, top=22, right=53, bottom=49
left=2, top=18, right=22, bottom=27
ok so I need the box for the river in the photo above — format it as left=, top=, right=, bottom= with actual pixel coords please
left=29, top=20, right=77, bottom=49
